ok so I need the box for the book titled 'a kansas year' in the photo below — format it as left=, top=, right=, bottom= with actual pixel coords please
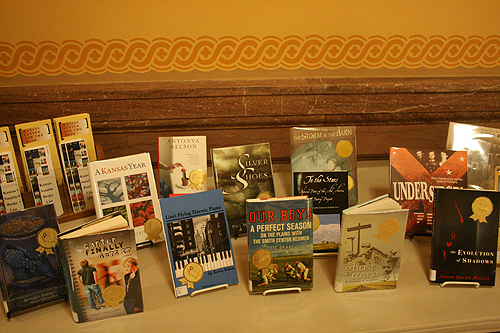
left=247, top=196, right=313, bottom=294
left=430, top=188, right=500, bottom=286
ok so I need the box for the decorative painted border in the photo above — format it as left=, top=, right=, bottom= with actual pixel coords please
left=0, top=35, right=499, bottom=76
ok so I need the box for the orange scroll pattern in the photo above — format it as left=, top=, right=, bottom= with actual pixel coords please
left=0, top=35, right=499, bottom=76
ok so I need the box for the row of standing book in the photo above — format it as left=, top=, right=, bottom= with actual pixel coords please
left=0, top=118, right=499, bottom=323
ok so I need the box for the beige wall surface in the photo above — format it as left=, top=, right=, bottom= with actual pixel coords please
left=1, top=1, right=499, bottom=86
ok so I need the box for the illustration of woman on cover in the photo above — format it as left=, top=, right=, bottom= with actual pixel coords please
left=122, top=257, right=143, bottom=314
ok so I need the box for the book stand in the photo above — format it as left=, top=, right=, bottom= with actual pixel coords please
left=191, top=284, right=229, bottom=297
left=262, top=287, right=302, bottom=296
left=440, top=281, right=480, bottom=288
left=137, top=240, right=153, bottom=249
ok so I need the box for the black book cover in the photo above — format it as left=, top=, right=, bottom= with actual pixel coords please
left=430, top=188, right=500, bottom=286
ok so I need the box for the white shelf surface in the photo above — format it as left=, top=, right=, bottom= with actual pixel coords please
left=3, top=160, right=500, bottom=333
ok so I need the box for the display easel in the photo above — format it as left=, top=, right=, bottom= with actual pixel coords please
left=440, top=281, right=480, bottom=288
left=191, top=284, right=229, bottom=297
left=262, top=287, right=302, bottom=296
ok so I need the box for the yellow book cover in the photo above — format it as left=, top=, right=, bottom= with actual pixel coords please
left=0, top=127, right=25, bottom=213
left=53, top=114, right=96, bottom=213
left=14, top=120, right=64, bottom=215
left=53, top=113, right=97, bottom=162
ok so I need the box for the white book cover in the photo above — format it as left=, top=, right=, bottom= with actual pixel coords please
left=87, top=152, right=164, bottom=245
left=157, top=136, right=207, bottom=197
left=0, top=128, right=24, bottom=214
left=22, top=144, right=64, bottom=216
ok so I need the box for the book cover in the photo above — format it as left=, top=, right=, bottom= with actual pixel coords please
left=53, top=113, right=97, bottom=163
left=446, top=122, right=500, bottom=190
left=59, top=139, right=94, bottom=213
left=389, top=147, right=468, bottom=237
left=429, top=188, right=499, bottom=286
left=59, top=222, right=142, bottom=322
left=157, top=136, right=207, bottom=197
left=87, top=152, right=164, bottom=245
left=293, top=171, right=348, bottom=253
left=0, top=204, right=65, bottom=316
left=15, top=120, right=64, bottom=216
left=159, top=189, right=239, bottom=298
left=211, top=143, right=275, bottom=237
left=334, top=195, right=409, bottom=293
left=290, top=126, right=358, bottom=206
left=0, top=127, right=24, bottom=214
left=247, top=196, right=314, bottom=294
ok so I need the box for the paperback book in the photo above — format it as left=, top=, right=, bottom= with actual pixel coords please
left=59, top=139, right=94, bottom=213
left=429, top=188, right=499, bottom=286
left=15, top=120, right=64, bottom=216
left=157, top=136, right=207, bottom=197
left=293, top=171, right=348, bottom=253
left=0, top=204, right=65, bottom=316
left=446, top=122, right=500, bottom=190
left=54, top=113, right=97, bottom=213
left=87, top=152, right=164, bottom=245
left=211, top=143, right=275, bottom=237
left=0, top=127, right=24, bottom=214
left=247, top=196, right=314, bottom=294
left=389, top=147, right=468, bottom=237
left=334, top=195, right=409, bottom=293
left=160, top=189, right=239, bottom=298
left=290, top=126, right=358, bottom=206
left=58, top=212, right=143, bottom=322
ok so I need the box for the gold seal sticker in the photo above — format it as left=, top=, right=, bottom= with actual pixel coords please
left=257, top=192, right=272, bottom=199
left=102, top=285, right=126, bottom=308
left=347, top=175, right=354, bottom=191
left=145, top=217, right=163, bottom=241
left=470, top=196, right=493, bottom=223
left=336, top=140, right=353, bottom=158
left=188, top=169, right=206, bottom=190
left=36, top=228, right=58, bottom=255
left=312, top=214, right=321, bottom=232
left=180, top=262, right=204, bottom=289
left=374, top=218, right=400, bottom=242
left=251, top=249, right=273, bottom=270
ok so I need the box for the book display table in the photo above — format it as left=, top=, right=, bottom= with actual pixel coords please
left=2, top=161, right=500, bottom=332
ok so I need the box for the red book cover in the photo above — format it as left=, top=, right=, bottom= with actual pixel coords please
left=389, top=148, right=468, bottom=237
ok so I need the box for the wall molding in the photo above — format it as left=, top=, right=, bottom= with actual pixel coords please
left=1, top=76, right=499, bottom=163
left=1, top=35, right=499, bottom=77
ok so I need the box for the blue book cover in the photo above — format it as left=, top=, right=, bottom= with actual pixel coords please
left=0, top=204, right=65, bottom=315
left=247, top=196, right=313, bottom=294
left=160, top=189, right=239, bottom=297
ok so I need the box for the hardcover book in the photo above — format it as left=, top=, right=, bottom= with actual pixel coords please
left=446, top=122, right=500, bottom=190
left=87, top=152, right=164, bottom=245
left=429, top=188, right=499, bottom=286
left=54, top=113, right=97, bottom=213
left=0, top=127, right=24, bottom=214
left=0, top=204, right=65, bottom=316
left=389, top=147, right=468, bottom=237
left=15, top=120, right=64, bottom=216
left=58, top=212, right=143, bottom=322
left=293, top=171, right=348, bottom=253
left=334, top=195, right=409, bottom=293
left=211, top=143, right=275, bottom=237
left=157, top=136, right=207, bottom=197
left=247, top=196, right=314, bottom=294
left=290, top=126, right=358, bottom=206
left=159, top=189, right=239, bottom=298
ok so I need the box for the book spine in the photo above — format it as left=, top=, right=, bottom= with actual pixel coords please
left=59, top=239, right=87, bottom=322
left=429, top=189, right=440, bottom=281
